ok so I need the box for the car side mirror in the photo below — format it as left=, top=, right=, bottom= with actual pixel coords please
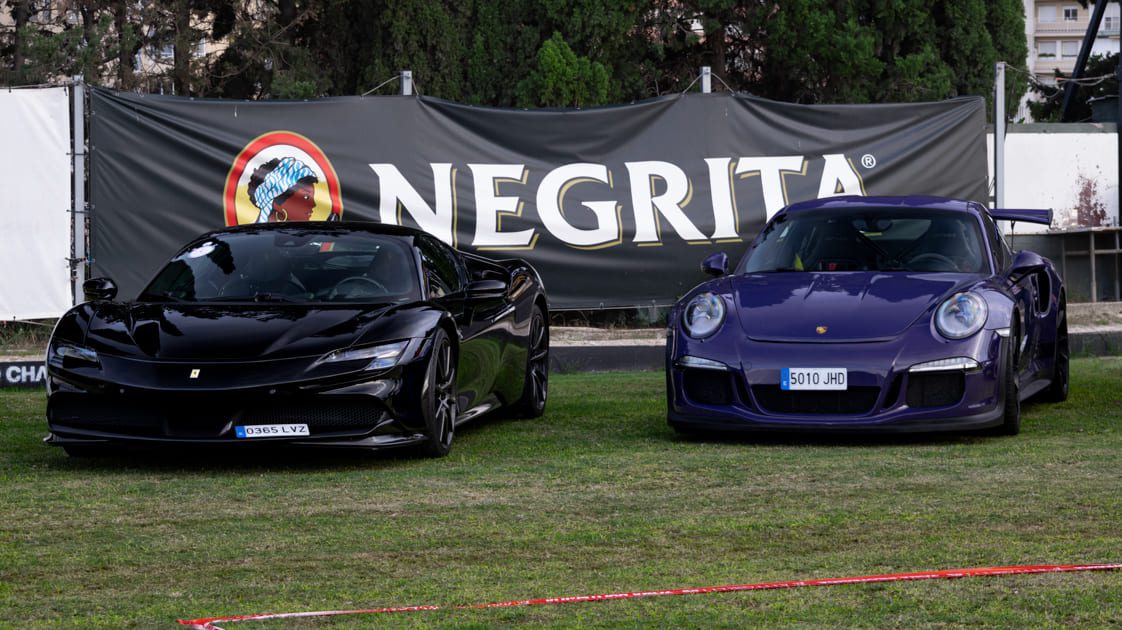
left=465, top=278, right=507, bottom=299
left=701, top=252, right=729, bottom=277
left=83, top=277, right=118, bottom=302
left=1008, top=250, right=1045, bottom=281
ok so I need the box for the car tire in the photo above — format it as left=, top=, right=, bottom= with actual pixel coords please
left=510, top=305, right=548, bottom=419
left=996, top=336, right=1021, bottom=436
left=421, top=329, right=457, bottom=457
left=1041, top=297, right=1069, bottom=402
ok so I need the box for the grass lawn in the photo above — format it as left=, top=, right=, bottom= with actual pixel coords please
left=2, top=358, right=1121, bottom=628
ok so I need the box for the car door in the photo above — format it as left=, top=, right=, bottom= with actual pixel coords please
left=415, top=235, right=502, bottom=419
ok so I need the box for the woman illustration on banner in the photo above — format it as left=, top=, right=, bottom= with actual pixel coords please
left=247, top=156, right=333, bottom=222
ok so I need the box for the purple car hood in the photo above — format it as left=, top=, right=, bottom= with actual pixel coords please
left=730, top=272, right=977, bottom=342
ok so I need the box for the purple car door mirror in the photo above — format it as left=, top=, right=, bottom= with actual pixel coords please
left=701, top=252, right=729, bottom=277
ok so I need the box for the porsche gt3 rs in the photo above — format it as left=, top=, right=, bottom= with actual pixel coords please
left=667, top=196, right=1068, bottom=436
left=46, top=223, right=549, bottom=457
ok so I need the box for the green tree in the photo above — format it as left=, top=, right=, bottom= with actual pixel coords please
left=637, top=0, right=1027, bottom=116
left=516, top=31, right=610, bottom=107
left=2, top=2, right=140, bottom=87
left=1029, top=53, right=1119, bottom=122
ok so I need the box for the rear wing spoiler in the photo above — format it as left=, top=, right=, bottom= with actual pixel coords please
left=989, top=208, right=1053, bottom=225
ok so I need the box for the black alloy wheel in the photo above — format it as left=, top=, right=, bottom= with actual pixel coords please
left=422, top=329, right=457, bottom=457
left=512, top=306, right=549, bottom=418
left=1042, top=297, right=1069, bottom=402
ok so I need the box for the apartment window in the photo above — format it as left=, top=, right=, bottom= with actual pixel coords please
left=1038, top=5, right=1057, bottom=22
left=1104, top=16, right=1120, bottom=32
left=1061, top=41, right=1079, bottom=58
left=1064, top=7, right=1078, bottom=21
left=1038, top=41, right=1057, bottom=58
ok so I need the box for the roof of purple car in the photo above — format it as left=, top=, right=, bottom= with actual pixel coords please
left=779, top=195, right=983, bottom=216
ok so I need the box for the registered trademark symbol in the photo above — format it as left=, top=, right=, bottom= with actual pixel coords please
left=861, top=154, right=876, bottom=169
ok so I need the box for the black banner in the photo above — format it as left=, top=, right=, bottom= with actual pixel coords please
left=89, top=89, right=987, bottom=308
left=1, top=361, right=46, bottom=388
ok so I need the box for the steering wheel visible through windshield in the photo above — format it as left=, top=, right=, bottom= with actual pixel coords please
left=739, top=208, right=988, bottom=274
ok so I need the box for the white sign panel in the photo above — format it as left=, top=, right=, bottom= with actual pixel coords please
left=0, top=86, right=72, bottom=320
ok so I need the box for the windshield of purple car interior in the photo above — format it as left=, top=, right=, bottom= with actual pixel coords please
left=139, top=230, right=422, bottom=303
left=739, top=208, right=988, bottom=274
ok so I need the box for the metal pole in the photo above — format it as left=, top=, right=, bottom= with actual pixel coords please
left=71, top=75, right=86, bottom=305
left=994, top=62, right=1006, bottom=211
left=701, top=66, right=711, bottom=94
left=1060, top=0, right=1109, bottom=121
left=400, top=70, right=413, bottom=96
left=1090, top=231, right=1097, bottom=302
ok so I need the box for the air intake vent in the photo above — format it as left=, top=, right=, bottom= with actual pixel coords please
left=683, top=369, right=733, bottom=406
left=906, top=372, right=965, bottom=408
left=752, top=386, right=880, bottom=415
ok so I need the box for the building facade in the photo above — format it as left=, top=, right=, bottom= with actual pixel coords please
left=1026, top=0, right=1120, bottom=85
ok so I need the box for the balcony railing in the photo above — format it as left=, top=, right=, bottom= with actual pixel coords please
left=1036, top=17, right=1095, bottom=36
left=1037, top=15, right=1122, bottom=37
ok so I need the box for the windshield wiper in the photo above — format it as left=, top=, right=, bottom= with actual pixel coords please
left=207, top=293, right=301, bottom=303
left=138, top=292, right=188, bottom=303
left=251, top=292, right=302, bottom=303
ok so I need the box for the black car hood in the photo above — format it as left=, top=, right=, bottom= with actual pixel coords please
left=85, top=302, right=400, bottom=361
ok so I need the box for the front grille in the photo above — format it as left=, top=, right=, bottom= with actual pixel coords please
left=682, top=369, right=733, bottom=406
left=49, top=393, right=386, bottom=438
left=242, top=400, right=385, bottom=430
left=906, top=372, right=965, bottom=408
left=752, top=386, right=880, bottom=415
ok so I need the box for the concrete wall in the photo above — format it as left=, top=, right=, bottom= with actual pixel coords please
left=987, top=123, right=1119, bottom=236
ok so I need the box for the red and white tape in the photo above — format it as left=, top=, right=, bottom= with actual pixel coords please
left=178, top=562, right=1121, bottom=629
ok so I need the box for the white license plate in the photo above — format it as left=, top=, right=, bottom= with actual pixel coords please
left=781, top=368, right=847, bottom=391
left=235, top=424, right=310, bottom=438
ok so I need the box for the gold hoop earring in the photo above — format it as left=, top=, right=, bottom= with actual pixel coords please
left=276, top=208, right=288, bottom=222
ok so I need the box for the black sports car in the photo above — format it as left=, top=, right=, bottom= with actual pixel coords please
left=45, top=223, right=549, bottom=457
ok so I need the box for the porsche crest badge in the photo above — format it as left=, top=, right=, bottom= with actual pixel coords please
left=816, top=326, right=828, bottom=335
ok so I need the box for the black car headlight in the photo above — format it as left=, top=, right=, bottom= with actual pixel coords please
left=682, top=292, right=725, bottom=339
left=47, top=342, right=101, bottom=369
left=935, top=292, right=988, bottom=339
left=316, top=341, right=409, bottom=371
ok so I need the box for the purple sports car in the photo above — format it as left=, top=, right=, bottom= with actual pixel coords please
left=667, top=196, right=1068, bottom=435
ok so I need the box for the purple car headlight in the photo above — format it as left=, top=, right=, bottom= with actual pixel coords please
left=935, top=292, right=988, bottom=339
left=683, top=292, right=725, bottom=339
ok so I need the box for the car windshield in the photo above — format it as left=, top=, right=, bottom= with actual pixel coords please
left=739, top=208, right=988, bottom=274
left=138, top=230, right=421, bottom=303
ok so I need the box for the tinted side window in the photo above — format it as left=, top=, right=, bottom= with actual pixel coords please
left=416, top=236, right=464, bottom=298
left=980, top=212, right=1006, bottom=270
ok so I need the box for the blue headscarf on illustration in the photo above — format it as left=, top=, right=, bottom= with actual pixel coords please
left=248, top=157, right=318, bottom=222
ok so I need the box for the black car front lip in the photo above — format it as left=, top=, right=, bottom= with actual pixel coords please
left=44, top=428, right=427, bottom=449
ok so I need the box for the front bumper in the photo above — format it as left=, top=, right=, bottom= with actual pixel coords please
left=667, top=328, right=1010, bottom=434
left=44, top=342, right=433, bottom=450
